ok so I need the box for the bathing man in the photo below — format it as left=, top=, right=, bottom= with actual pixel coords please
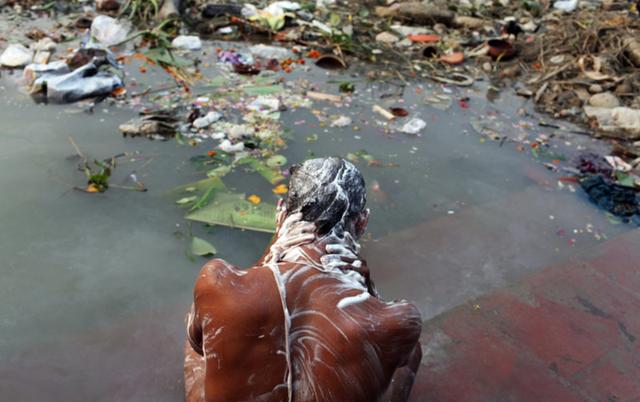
left=184, top=157, right=422, bottom=402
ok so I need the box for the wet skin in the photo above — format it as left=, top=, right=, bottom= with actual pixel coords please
left=184, top=212, right=423, bottom=402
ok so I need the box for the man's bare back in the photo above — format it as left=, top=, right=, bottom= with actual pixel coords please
left=184, top=158, right=423, bottom=402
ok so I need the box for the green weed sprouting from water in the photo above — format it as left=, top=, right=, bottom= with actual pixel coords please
left=120, top=0, right=160, bottom=25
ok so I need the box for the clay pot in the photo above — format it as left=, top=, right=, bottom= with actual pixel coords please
left=487, top=39, right=516, bottom=61
left=315, top=55, right=347, bottom=70
left=422, top=45, right=439, bottom=58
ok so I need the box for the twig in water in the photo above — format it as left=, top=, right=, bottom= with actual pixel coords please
left=68, top=135, right=87, bottom=163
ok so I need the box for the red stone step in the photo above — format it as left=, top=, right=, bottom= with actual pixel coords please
left=362, top=163, right=628, bottom=319
left=409, top=230, right=640, bottom=402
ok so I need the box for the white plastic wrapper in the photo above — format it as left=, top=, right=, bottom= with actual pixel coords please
left=91, top=15, right=129, bottom=46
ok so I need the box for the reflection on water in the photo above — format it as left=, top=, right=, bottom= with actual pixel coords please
left=0, top=45, right=631, bottom=401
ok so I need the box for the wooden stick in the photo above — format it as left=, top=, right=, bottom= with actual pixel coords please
left=373, top=104, right=395, bottom=120
left=68, top=135, right=87, bottom=163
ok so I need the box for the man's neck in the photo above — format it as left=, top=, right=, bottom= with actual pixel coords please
left=279, top=231, right=359, bottom=267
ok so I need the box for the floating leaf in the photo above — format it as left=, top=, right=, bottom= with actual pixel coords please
left=339, top=82, right=355, bottom=93
left=168, top=176, right=227, bottom=195
left=191, top=236, right=217, bottom=256
left=186, top=192, right=277, bottom=233
left=238, top=156, right=285, bottom=184
left=189, top=186, right=218, bottom=212
left=605, top=212, right=622, bottom=225
left=207, top=165, right=232, bottom=178
left=176, top=196, right=197, bottom=205
left=266, top=155, right=287, bottom=167
left=244, top=85, right=284, bottom=96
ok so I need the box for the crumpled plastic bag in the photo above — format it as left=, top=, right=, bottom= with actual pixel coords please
left=243, top=1, right=300, bottom=31
left=584, top=106, right=640, bottom=138
left=0, top=43, right=33, bottom=67
left=580, top=175, right=639, bottom=217
left=400, top=118, right=427, bottom=135
left=172, top=35, right=202, bottom=51
left=25, top=52, right=123, bottom=103
left=249, top=44, right=291, bottom=60
left=91, top=15, right=129, bottom=46
left=553, top=0, right=578, bottom=12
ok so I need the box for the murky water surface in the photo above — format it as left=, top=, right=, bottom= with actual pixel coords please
left=0, top=15, right=634, bottom=401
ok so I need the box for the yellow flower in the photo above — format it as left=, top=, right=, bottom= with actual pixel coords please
left=272, top=184, right=288, bottom=194
left=247, top=194, right=261, bottom=205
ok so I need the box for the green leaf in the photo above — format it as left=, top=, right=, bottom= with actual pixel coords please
left=266, top=155, right=287, bottom=167
left=176, top=196, right=197, bottom=205
left=267, top=14, right=286, bottom=30
left=144, top=47, right=190, bottom=68
left=186, top=192, right=277, bottom=233
left=168, top=176, right=227, bottom=195
left=329, top=12, right=341, bottom=27
left=175, top=131, right=185, bottom=145
left=207, top=165, right=232, bottom=178
left=237, top=157, right=285, bottom=184
left=243, top=85, right=284, bottom=96
left=189, top=185, right=218, bottom=212
left=202, top=76, right=233, bottom=88
left=339, top=82, right=355, bottom=93
left=191, top=236, right=217, bottom=256
left=615, top=171, right=636, bottom=188
left=605, top=212, right=622, bottom=225
left=357, top=8, right=369, bottom=17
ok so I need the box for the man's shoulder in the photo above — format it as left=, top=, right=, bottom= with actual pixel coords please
left=194, top=258, right=245, bottom=294
left=193, top=259, right=280, bottom=313
left=378, top=300, right=423, bottom=344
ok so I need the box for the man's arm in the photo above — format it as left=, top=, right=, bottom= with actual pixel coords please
left=378, top=303, right=423, bottom=402
left=186, top=302, right=203, bottom=356
left=381, top=344, right=422, bottom=402
left=185, top=258, right=289, bottom=402
left=185, top=258, right=233, bottom=357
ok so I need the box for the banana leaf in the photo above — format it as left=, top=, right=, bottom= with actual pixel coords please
left=237, top=156, right=285, bottom=184
left=186, top=192, right=277, bottom=233
left=168, top=176, right=227, bottom=195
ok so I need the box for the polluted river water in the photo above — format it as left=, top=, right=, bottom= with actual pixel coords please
left=0, top=39, right=635, bottom=401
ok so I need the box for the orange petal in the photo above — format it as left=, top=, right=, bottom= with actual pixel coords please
left=407, top=34, right=441, bottom=43
left=440, top=52, right=465, bottom=65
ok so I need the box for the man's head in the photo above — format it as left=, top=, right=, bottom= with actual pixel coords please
left=285, top=157, right=368, bottom=238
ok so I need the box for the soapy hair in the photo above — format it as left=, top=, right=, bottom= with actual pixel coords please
left=286, top=157, right=366, bottom=236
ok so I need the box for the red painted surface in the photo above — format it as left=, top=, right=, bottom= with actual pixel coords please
left=410, top=230, right=640, bottom=402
